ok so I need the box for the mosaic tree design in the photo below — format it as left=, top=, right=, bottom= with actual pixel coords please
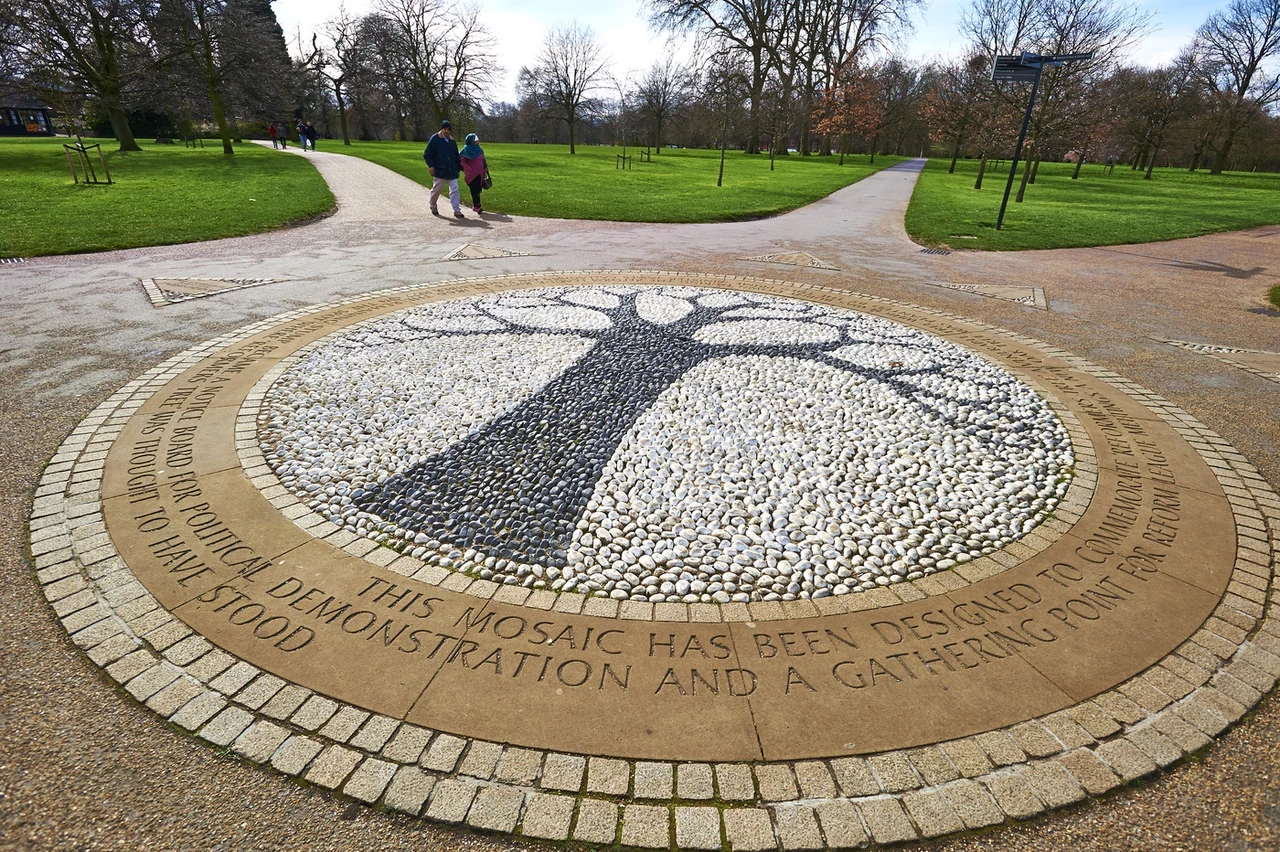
left=335, top=289, right=1044, bottom=567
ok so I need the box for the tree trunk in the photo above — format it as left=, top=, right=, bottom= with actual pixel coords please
left=975, top=154, right=988, bottom=190
left=949, top=135, right=962, bottom=173
left=1144, top=144, right=1160, bottom=180
left=104, top=103, right=141, bottom=152
left=1014, top=154, right=1033, bottom=202
left=1029, top=158, right=1041, bottom=184
left=354, top=300, right=872, bottom=567
left=1211, top=138, right=1233, bottom=175
left=869, top=135, right=878, bottom=165
left=207, top=77, right=234, bottom=155
left=333, top=79, right=351, bottom=146
left=568, top=109, right=577, bottom=154
left=1071, top=149, right=1085, bottom=180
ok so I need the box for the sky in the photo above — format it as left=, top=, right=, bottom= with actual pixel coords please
left=272, top=0, right=1215, bottom=104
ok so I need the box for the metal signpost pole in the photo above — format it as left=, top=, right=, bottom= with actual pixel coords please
left=996, top=62, right=1041, bottom=231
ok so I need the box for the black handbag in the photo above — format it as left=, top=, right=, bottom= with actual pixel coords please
left=481, top=170, right=492, bottom=190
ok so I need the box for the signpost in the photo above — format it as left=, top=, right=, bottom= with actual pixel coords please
left=993, top=51, right=1093, bottom=231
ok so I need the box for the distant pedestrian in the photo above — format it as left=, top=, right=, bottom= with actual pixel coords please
left=277, top=123, right=287, bottom=149
left=459, top=133, right=488, bottom=214
left=305, top=121, right=318, bottom=151
left=424, top=119, right=464, bottom=219
left=296, top=120, right=307, bottom=150
left=268, top=122, right=279, bottom=148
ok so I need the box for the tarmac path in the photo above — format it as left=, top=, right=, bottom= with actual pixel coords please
left=1, top=146, right=1278, bottom=852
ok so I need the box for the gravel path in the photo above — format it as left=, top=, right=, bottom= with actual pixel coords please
left=2, top=149, right=1278, bottom=851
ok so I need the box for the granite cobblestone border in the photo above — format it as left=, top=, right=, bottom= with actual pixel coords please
left=29, top=271, right=1280, bottom=849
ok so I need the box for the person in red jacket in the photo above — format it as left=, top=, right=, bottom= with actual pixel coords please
left=460, top=133, right=488, bottom=214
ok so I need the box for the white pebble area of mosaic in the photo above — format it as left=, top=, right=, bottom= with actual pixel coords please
left=257, top=286, right=1074, bottom=603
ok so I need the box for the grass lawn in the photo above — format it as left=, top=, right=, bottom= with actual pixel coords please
left=331, top=141, right=905, bottom=222
left=0, top=137, right=334, bottom=258
left=905, top=157, right=1280, bottom=251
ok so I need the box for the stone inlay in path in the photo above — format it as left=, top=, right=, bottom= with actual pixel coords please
left=261, top=287, right=1072, bottom=601
left=743, top=251, right=838, bottom=270
left=925, top=281, right=1049, bottom=310
left=441, top=244, right=533, bottom=261
left=1155, top=337, right=1280, bottom=385
left=32, top=272, right=1279, bottom=851
left=141, top=277, right=275, bottom=306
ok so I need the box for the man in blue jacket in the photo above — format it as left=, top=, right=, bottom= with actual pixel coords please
left=424, top=119, right=465, bottom=219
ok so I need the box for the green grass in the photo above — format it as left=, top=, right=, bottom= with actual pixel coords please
left=905, top=157, right=1280, bottom=251
left=0, top=137, right=334, bottom=257
left=1270, top=285, right=1280, bottom=310
left=331, top=141, right=905, bottom=222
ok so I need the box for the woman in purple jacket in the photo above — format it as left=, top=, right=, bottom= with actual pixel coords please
left=460, top=133, right=488, bottom=214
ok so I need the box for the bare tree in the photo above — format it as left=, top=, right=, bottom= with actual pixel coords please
left=1197, top=0, right=1280, bottom=174
left=650, top=0, right=778, bottom=154
left=924, top=51, right=990, bottom=172
left=8, top=0, right=156, bottom=150
left=375, top=0, right=498, bottom=134
left=635, top=55, right=694, bottom=150
left=518, top=23, right=609, bottom=154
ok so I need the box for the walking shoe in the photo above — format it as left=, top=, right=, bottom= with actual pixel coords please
left=454, top=211, right=465, bottom=219
left=431, top=207, right=440, bottom=217
left=472, top=205, right=480, bottom=213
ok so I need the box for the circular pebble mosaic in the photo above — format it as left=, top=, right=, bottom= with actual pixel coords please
left=31, top=272, right=1278, bottom=851
left=259, top=286, right=1074, bottom=603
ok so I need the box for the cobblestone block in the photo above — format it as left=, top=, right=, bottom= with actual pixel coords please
left=423, top=734, right=468, bottom=772
left=634, top=761, right=674, bottom=799
left=292, top=696, right=340, bottom=731
left=906, top=746, right=961, bottom=785
left=493, top=747, right=541, bottom=785
left=587, top=756, right=630, bottom=795
left=984, top=773, right=1044, bottom=819
left=542, top=753, right=586, bottom=792
left=903, top=789, right=965, bottom=838
left=791, top=761, right=836, bottom=798
left=716, top=763, right=757, bottom=801
left=305, top=746, right=363, bottom=789
left=271, top=736, right=323, bottom=776
left=1009, top=721, right=1063, bottom=758
left=170, top=691, right=227, bottom=731
left=1095, top=738, right=1159, bottom=781
left=773, top=805, right=824, bottom=850
left=1127, top=726, right=1183, bottom=767
left=521, top=792, right=574, bottom=840
left=677, top=763, right=715, bottom=799
left=813, top=800, right=866, bottom=848
left=382, top=725, right=432, bottom=764
left=350, top=715, right=400, bottom=752
left=145, top=677, right=204, bottom=717
left=1066, top=702, right=1122, bottom=739
left=675, top=806, right=721, bottom=850
left=755, top=764, right=799, bottom=801
left=319, top=705, right=370, bottom=742
left=1056, top=749, right=1120, bottom=795
left=974, top=731, right=1027, bottom=767
left=859, top=796, right=918, bottom=843
left=573, top=799, right=619, bottom=844
left=724, top=808, right=776, bottom=851
left=459, top=740, right=503, bottom=779
left=940, top=739, right=993, bottom=778
left=384, top=766, right=435, bottom=816
left=868, top=752, right=922, bottom=792
left=939, top=779, right=1005, bottom=829
left=344, top=758, right=397, bottom=804
left=426, top=779, right=478, bottom=823
left=198, top=706, right=254, bottom=747
left=620, top=803, right=669, bottom=849
left=467, top=785, right=524, bottom=833
left=232, top=720, right=290, bottom=763
left=1018, top=760, right=1085, bottom=807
